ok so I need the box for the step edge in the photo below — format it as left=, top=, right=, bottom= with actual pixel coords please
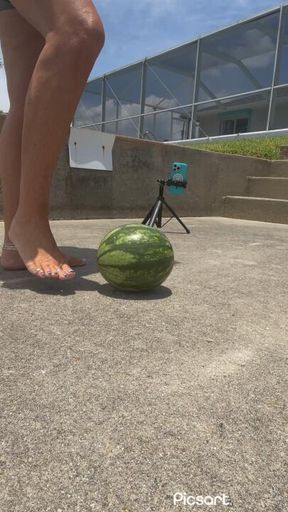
left=247, top=176, right=288, bottom=181
left=223, top=196, right=288, bottom=203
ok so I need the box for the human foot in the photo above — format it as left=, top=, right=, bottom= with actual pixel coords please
left=1, top=241, right=86, bottom=271
left=8, top=217, right=76, bottom=280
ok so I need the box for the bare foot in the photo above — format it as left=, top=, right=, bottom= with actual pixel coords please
left=1, top=242, right=86, bottom=271
left=8, top=217, right=76, bottom=280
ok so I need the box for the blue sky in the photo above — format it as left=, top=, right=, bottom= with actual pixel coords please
left=0, top=0, right=283, bottom=112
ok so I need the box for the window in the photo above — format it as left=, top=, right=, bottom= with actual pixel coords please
left=219, top=109, right=251, bottom=135
left=220, top=117, right=250, bottom=135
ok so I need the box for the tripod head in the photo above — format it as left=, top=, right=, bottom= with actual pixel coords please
left=157, top=178, right=187, bottom=188
left=156, top=163, right=188, bottom=189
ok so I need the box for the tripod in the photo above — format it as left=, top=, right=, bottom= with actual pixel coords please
left=142, top=179, right=190, bottom=234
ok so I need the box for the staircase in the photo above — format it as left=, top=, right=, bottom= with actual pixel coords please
left=223, top=150, right=288, bottom=224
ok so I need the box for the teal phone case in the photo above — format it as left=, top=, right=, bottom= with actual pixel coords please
left=167, top=162, right=188, bottom=196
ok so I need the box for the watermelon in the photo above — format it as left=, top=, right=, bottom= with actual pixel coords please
left=97, top=224, right=174, bottom=292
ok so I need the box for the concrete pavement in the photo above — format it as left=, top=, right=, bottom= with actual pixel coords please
left=0, top=217, right=287, bottom=512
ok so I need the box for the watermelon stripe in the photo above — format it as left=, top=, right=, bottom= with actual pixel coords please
left=99, top=257, right=173, bottom=270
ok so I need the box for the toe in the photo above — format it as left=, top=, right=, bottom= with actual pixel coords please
left=37, top=268, right=46, bottom=278
left=41, top=263, right=58, bottom=279
left=57, top=263, right=76, bottom=280
left=43, top=265, right=53, bottom=279
left=61, top=263, right=76, bottom=279
left=27, top=262, right=45, bottom=278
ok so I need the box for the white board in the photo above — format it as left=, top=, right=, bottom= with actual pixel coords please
left=68, top=127, right=115, bottom=171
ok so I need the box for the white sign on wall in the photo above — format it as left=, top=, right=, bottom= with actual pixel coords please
left=68, top=127, right=115, bottom=171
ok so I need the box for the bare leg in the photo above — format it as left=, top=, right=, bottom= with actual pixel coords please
left=0, top=9, right=87, bottom=270
left=0, top=112, right=23, bottom=248
left=0, top=9, right=43, bottom=268
left=4, top=0, right=104, bottom=279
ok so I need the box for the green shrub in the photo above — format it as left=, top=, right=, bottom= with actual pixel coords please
left=185, top=137, right=288, bottom=160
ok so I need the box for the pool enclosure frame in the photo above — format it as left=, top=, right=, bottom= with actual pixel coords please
left=74, top=4, right=288, bottom=142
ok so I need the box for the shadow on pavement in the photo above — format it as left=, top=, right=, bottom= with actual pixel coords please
left=0, top=246, right=172, bottom=299
left=97, top=283, right=172, bottom=300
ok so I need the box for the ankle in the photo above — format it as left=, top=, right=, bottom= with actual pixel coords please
left=4, top=233, right=13, bottom=244
left=2, top=240, right=18, bottom=251
left=12, top=210, right=49, bottom=226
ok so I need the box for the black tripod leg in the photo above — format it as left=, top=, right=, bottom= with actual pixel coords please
left=148, top=200, right=162, bottom=227
left=163, top=199, right=190, bottom=234
left=142, top=200, right=158, bottom=225
left=156, top=201, right=163, bottom=228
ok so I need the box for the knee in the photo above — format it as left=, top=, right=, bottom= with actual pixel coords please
left=56, top=17, right=105, bottom=59
left=87, top=18, right=105, bottom=54
left=79, top=17, right=105, bottom=55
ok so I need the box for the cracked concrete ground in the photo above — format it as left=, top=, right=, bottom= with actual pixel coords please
left=0, top=217, right=287, bottom=512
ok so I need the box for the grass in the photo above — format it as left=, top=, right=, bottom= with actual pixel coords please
left=185, top=136, right=288, bottom=160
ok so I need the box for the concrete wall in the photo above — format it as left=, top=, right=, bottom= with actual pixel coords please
left=0, top=112, right=278, bottom=220
left=49, top=137, right=274, bottom=220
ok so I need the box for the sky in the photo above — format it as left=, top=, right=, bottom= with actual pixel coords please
left=0, top=0, right=284, bottom=113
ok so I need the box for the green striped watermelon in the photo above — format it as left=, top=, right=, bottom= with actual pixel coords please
left=97, top=224, right=174, bottom=292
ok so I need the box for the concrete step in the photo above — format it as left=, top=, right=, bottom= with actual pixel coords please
left=247, top=177, right=288, bottom=200
left=270, top=167, right=288, bottom=178
left=223, top=196, right=288, bottom=224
